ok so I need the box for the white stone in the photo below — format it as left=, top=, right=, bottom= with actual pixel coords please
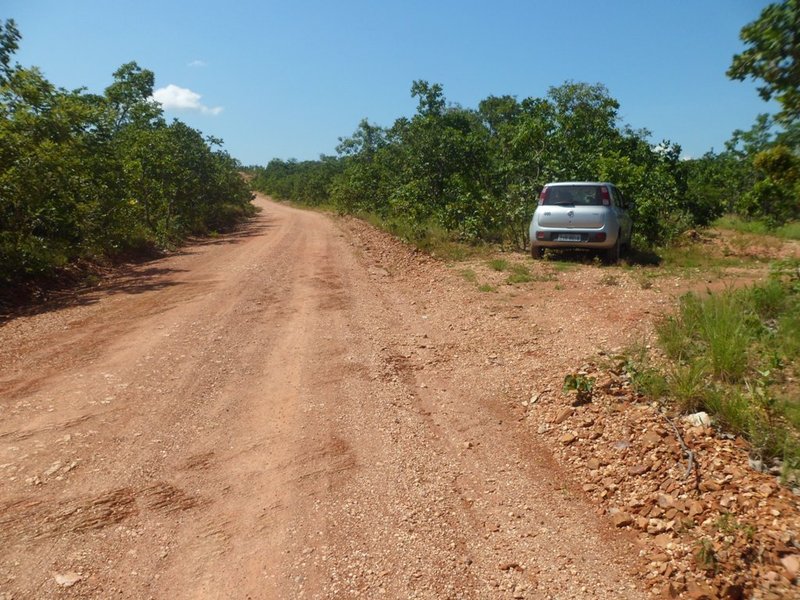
left=54, top=572, right=82, bottom=587
left=683, top=412, right=711, bottom=427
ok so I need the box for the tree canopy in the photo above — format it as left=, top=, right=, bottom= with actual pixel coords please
left=728, top=0, right=800, bottom=124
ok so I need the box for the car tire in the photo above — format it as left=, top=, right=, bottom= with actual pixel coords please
left=604, top=234, right=620, bottom=264
left=623, top=225, right=633, bottom=255
left=531, top=244, right=544, bottom=259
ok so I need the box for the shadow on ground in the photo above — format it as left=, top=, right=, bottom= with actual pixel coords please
left=0, top=214, right=273, bottom=324
left=539, top=246, right=662, bottom=266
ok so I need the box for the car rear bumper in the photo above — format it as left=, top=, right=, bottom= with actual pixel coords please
left=529, top=228, right=619, bottom=249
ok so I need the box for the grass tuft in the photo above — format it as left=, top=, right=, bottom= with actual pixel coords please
left=460, top=269, right=477, bottom=283
left=506, top=264, right=533, bottom=284
left=488, top=258, right=509, bottom=271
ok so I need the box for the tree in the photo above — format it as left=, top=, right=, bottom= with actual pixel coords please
left=738, top=144, right=800, bottom=223
left=410, top=80, right=445, bottom=117
left=0, top=19, right=19, bottom=85
left=728, top=0, right=800, bottom=124
left=547, top=81, right=621, bottom=180
left=104, top=61, right=161, bottom=131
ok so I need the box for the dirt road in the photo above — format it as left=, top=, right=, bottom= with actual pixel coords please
left=0, top=195, right=655, bottom=599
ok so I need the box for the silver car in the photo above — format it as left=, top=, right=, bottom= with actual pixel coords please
left=529, top=181, right=633, bottom=263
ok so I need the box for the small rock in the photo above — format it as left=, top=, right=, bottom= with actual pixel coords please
left=43, top=462, right=62, bottom=477
left=653, top=533, right=673, bottom=547
left=641, top=430, right=662, bottom=448
left=647, top=519, right=667, bottom=535
left=686, top=580, right=717, bottom=599
left=687, top=500, right=704, bottom=518
left=699, top=480, right=721, bottom=492
left=780, top=555, right=800, bottom=578
left=559, top=433, right=577, bottom=445
left=628, top=462, right=652, bottom=476
left=758, top=483, right=775, bottom=497
left=553, top=407, right=573, bottom=424
left=587, top=458, right=601, bottom=470
left=611, top=512, right=633, bottom=527
left=53, top=572, right=82, bottom=588
left=684, top=412, right=711, bottom=428
left=651, top=552, right=669, bottom=563
left=657, top=495, right=675, bottom=509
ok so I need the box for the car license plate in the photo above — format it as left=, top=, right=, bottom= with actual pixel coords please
left=558, top=234, right=581, bottom=242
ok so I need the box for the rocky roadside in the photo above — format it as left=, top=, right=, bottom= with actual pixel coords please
left=529, top=359, right=800, bottom=599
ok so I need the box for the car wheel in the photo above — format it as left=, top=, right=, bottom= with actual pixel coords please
left=530, top=244, right=544, bottom=259
left=623, top=225, right=633, bottom=255
left=604, top=234, right=620, bottom=264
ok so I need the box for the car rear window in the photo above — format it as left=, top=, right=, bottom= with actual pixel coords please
left=541, top=185, right=604, bottom=206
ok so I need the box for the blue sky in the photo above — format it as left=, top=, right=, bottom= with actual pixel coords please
left=4, top=0, right=776, bottom=165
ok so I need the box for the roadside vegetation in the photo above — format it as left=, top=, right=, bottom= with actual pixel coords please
left=625, top=259, right=800, bottom=481
left=0, top=20, right=254, bottom=295
left=249, top=86, right=800, bottom=259
left=250, top=81, right=693, bottom=252
left=714, top=215, right=800, bottom=241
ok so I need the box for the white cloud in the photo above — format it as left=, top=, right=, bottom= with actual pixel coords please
left=151, top=84, right=223, bottom=116
left=187, top=59, right=207, bottom=68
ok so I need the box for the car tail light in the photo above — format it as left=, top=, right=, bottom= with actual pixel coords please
left=600, top=186, right=610, bottom=206
left=536, top=231, right=546, bottom=240
left=592, top=232, right=607, bottom=242
left=538, top=187, right=549, bottom=206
